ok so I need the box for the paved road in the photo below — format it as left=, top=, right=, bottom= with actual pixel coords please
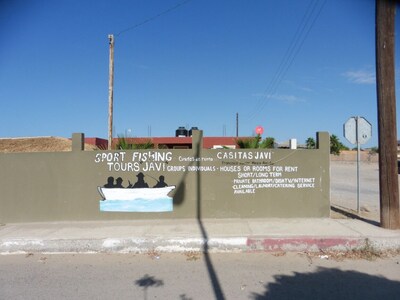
left=1, top=252, right=400, bottom=300
left=330, top=160, right=381, bottom=222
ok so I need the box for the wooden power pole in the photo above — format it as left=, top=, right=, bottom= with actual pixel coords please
left=108, top=34, right=115, bottom=150
left=236, top=113, right=239, bottom=137
left=376, top=0, right=400, bottom=229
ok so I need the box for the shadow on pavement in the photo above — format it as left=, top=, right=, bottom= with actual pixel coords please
left=251, top=267, right=400, bottom=300
left=331, top=205, right=380, bottom=227
left=134, top=274, right=164, bottom=300
left=171, top=134, right=226, bottom=300
left=195, top=137, right=226, bottom=300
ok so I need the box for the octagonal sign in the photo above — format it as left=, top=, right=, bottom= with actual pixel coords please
left=344, top=117, right=372, bottom=145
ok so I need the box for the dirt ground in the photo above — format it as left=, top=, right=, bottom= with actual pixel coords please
left=0, top=139, right=379, bottom=158
left=330, top=160, right=382, bottom=222
left=0, top=137, right=98, bottom=153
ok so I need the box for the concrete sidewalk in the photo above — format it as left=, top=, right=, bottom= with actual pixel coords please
left=1, top=218, right=400, bottom=254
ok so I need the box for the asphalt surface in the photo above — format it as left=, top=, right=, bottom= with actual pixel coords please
left=1, top=252, right=400, bottom=300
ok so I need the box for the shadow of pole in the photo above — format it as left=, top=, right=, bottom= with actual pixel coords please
left=135, top=274, right=164, bottom=300
left=195, top=135, right=226, bottom=300
left=330, top=205, right=380, bottom=227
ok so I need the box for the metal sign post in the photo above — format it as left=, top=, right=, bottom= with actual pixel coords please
left=343, top=116, right=372, bottom=214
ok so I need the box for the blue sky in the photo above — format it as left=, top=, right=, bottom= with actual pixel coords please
left=1, top=0, right=399, bottom=148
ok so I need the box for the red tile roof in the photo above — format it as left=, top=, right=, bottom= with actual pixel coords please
left=85, top=136, right=252, bottom=149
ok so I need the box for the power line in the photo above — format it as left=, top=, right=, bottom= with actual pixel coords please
left=248, top=0, right=327, bottom=121
left=249, top=0, right=320, bottom=119
left=108, top=1, right=193, bottom=142
left=116, top=0, right=193, bottom=37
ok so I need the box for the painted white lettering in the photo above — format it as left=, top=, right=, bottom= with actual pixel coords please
left=254, top=152, right=272, bottom=160
left=97, top=152, right=126, bottom=162
left=132, top=151, right=172, bottom=162
left=269, top=172, right=282, bottom=177
left=167, top=165, right=186, bottom=172
left=142, top=162, right=165, bottom=172
left=220, top=166, right=241, bottom=172
left=252, top=165, right=271, bottom=172
left=217, top=151, right=253, bottom=160
left=272, top=166, right=283, bottom=172
left=233, top=179, right=250, bottom=184
left=297, top=183, right=315, bottom=188
left=188, top=166, right=216, bottom=172
left=106, top=162, right=140, bottom=172
left=285, top=166, right=298, bottom=172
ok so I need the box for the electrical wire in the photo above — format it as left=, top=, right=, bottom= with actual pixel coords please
left=248, top=0, right=328, bottom=121
left=116, top=0, right=194, bottom=37
left=249, top=0, right=320, bottom=119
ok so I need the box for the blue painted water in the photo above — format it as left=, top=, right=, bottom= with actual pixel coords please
left=99, top=197, right=173, bottom=212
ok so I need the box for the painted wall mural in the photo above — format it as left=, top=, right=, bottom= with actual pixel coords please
left=95, top=149, right=320, bottom=213
left=95, top=151, right=176, bottom=212
left=98, top=173, right=175, bottom=212
left=0, top=132, right=330, bottom=222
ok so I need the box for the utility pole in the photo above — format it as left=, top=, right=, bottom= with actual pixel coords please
left=376, top=0, right=400, bottom=229
left=108, top=34, right=115, bottom=150
left=236, top=113, right=239, bottom=137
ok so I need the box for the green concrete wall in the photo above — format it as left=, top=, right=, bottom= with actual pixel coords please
left=0, top=132, right=330, bottom=223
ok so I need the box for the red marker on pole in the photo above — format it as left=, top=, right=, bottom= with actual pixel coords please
left=255, top=126, right=264, bottom=135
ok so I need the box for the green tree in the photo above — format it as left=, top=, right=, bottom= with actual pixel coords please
left=236, top=135, right=275, bottom=149
left=116, top=135, right=154, bottom=150
left=306, top=137, right=316, bottom=149
left=260, top=137, right=275, bottom=149
left=236, top=135, right=260, bottom=149
left=330, top=134, right=348, bottom=155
